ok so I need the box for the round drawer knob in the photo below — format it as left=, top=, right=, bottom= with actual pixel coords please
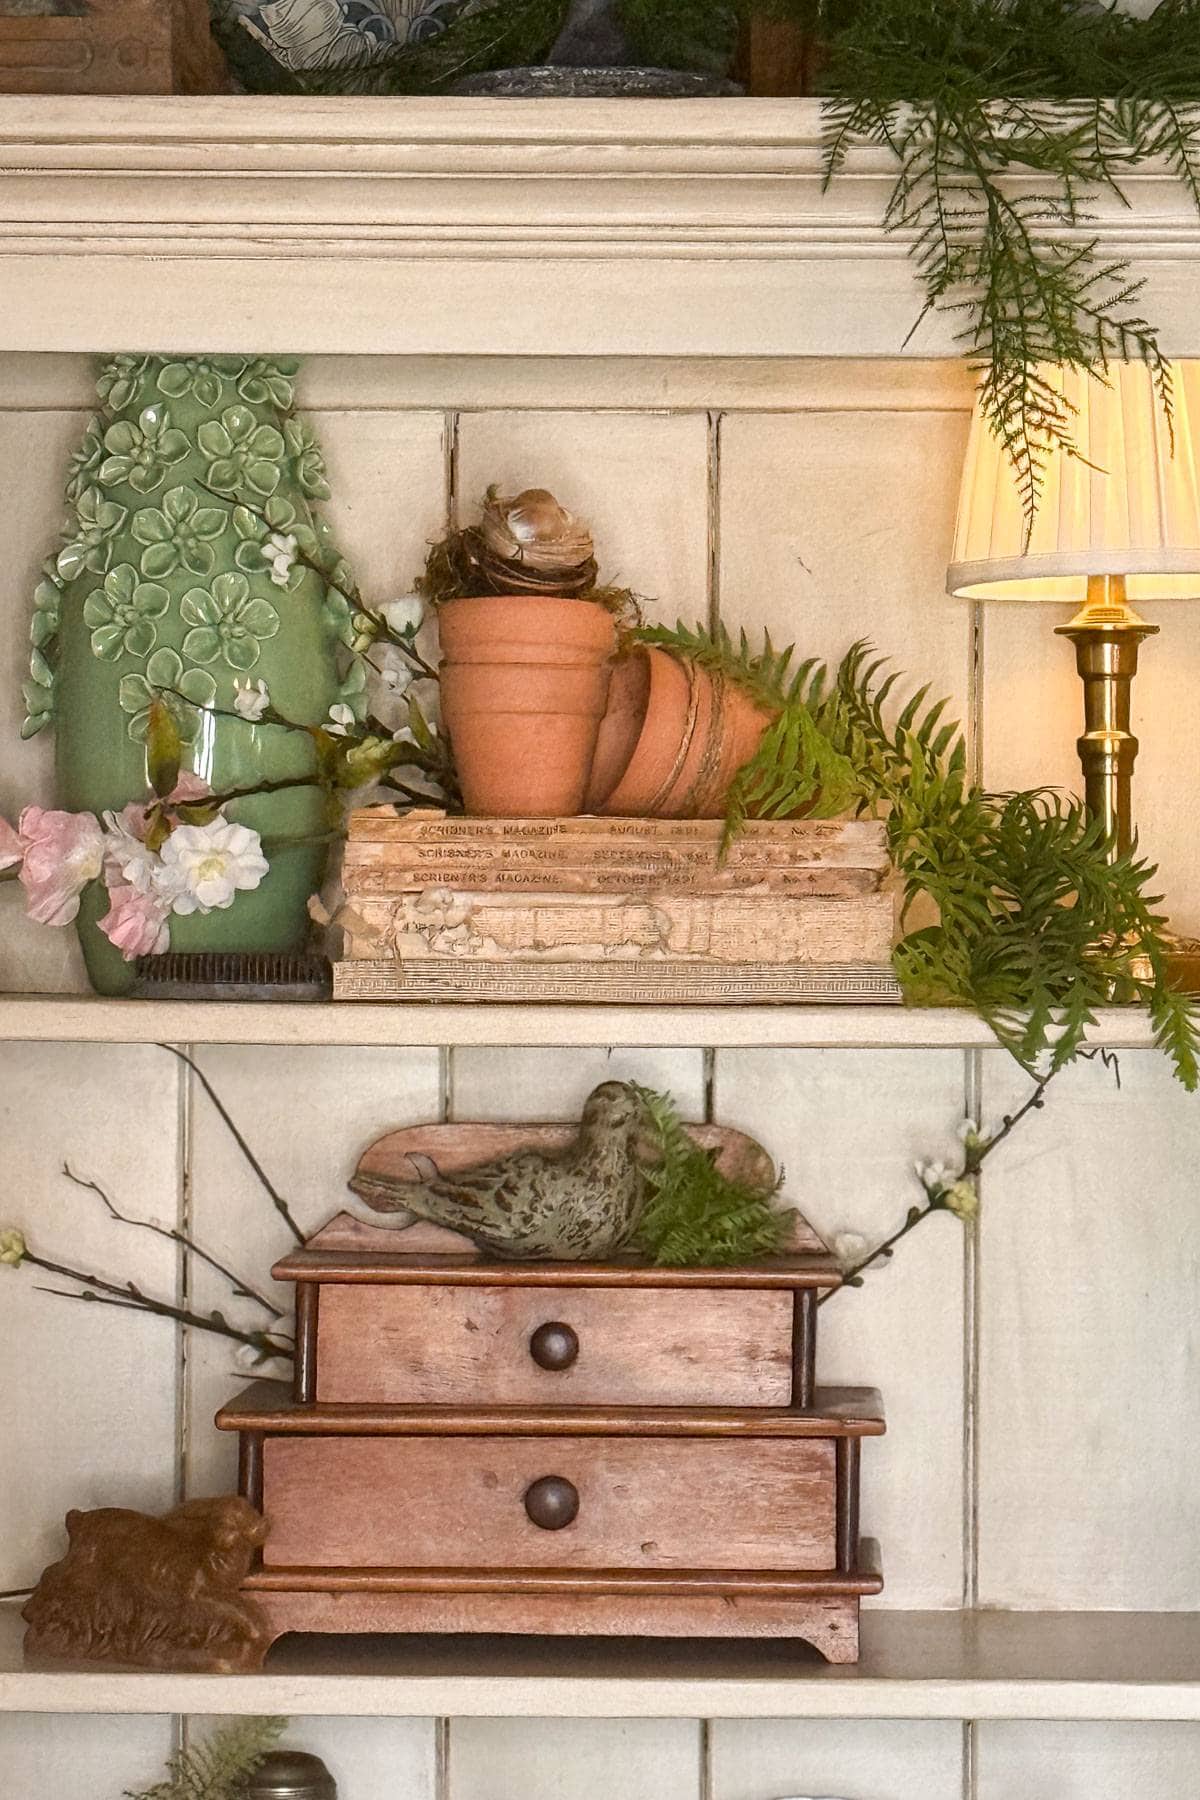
left=523, top=1475, right=580, bottom=1531
left=529, top=1320, right=579, bottom=1371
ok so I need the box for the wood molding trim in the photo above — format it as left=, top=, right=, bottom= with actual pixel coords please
left=0, top=97, right=1197, bottom=355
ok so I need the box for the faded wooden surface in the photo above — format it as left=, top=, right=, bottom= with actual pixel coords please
left=315, top=1283, right=794, bottom=1407
left=261, top=1435, right=837, bottom=1572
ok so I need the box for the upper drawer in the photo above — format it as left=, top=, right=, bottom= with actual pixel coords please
left=261, top=1433, right=836, bottom=1571
left=314, top=1282, right=794, bottom=1407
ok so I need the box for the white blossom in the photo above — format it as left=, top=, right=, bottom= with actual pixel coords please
left=160, top=819, right=269, bottom=915
left=233, top=677, right=270, bottom=722
left=326, top=703, right=356, bottom=737
left=378, top=647, right=415, bottom=697
left=915, top=1159, right=954, bottom=1193
left=380, top=594, right=424, bottom=638
left=265, top=531, right=298, bottom=589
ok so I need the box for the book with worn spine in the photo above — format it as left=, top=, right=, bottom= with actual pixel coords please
left=332, top=809, right=902, bottom=1004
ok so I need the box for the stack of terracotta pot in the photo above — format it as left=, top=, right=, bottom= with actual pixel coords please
left=436, top=489, right=775, bottom=819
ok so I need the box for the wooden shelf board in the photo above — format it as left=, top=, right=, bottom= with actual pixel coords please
left=4, top=1606, right=1200, bottom=1720
left=0, top=995, right=1163, bottom=1051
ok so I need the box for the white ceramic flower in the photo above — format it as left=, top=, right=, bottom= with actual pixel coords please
left=326, top=702, right=356, bottom=737
left=160, top=819, right=269, bottom=916
left=380, top=594, right=424, bottom=638
left=265, top=531, right=299, bottom=588
left=0, top=1227, right=27, bottom=1267
left=233, top=677, right=271, bottom=722
left=378, top=646, right=415, bottom=696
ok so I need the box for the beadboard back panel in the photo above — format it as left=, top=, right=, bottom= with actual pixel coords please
left=3, top=353, right=1200, bottom=1798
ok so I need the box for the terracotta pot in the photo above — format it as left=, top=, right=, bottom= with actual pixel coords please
left=438, top=594, right=616, bottom=817
left=586, top=645, right=776, bottom=819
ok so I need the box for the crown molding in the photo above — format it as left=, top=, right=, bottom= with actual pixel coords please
left=0, top=96, right=1197, bottom=356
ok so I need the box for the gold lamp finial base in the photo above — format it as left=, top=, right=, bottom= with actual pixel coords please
left=1054, top=574, right=1158, bottom=857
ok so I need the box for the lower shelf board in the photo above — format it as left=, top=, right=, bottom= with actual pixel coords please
left=4, top=1605, right=1200, bottom=1720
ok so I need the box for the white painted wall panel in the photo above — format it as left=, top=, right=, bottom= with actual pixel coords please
left=0, top=1713, right=172, bottom=1800
left=0, top=1043, right=180, bottom=1590
left=710, top=1717, right=965, bottom=1800
left=714, top=1049, right=969, bottom=1610
left=446, top=1718, right=701, bottom=1800
left=976, top=1047, right=1200, bottom=1610
left=976, top=1722, right=1200, bottom=1799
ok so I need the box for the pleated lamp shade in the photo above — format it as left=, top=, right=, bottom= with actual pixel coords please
left=947, top=362, right=1200, bottom=604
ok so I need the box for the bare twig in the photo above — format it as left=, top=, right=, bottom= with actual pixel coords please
left=160, top=1046, right=306, bottom=1246
left=25, top=1254, right=292, bottom=1359
left=823, top=1067, right=1060, bottom=1304
left=61, top=1163, right=284, bottom=1319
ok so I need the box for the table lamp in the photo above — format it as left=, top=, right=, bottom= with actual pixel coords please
left=947, top=360, right=1200, bottom=858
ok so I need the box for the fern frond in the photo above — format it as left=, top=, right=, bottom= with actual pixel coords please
left=633, top=1086, right=791, bottom=1267
left=126, top=1719, right=287, bottom=1800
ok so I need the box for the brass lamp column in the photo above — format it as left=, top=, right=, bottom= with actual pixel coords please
left=1055, top=574, right=1158, bottom=858
left=947, top=360, right=1200, bottom=986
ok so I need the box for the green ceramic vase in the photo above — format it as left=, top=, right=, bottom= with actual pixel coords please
left=25, top=355, right=362, bottom=995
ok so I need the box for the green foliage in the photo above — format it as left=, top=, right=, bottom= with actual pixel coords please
left=125, top=1717, right=286, bottom=1800
left=633, top=619, right=860, bottom=825
left=723, top=639, right=1200, bottom=1087
left=633, top=1084, right=792, bottom=1266
left=811, top=0, right=1200, bottom=538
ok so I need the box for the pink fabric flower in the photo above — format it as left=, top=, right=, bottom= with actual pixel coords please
left=17, top=806, right=105, bottom=926
left=97, top=882, right=171, bottom=959
left=169, top=772, right=212, bottom=804
left=0, top=814, right=21, bottom=873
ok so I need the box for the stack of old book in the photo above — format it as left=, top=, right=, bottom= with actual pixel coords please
left=332, top=809, right=901, bottom=1003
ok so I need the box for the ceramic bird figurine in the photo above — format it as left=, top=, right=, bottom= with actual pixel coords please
left=346, top=1081, right=647, bottom=1260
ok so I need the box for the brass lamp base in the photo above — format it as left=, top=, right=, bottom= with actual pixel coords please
left=1056, top=575, right=1200, bottom=995
left=1055, top=573, right=1158, bottom=860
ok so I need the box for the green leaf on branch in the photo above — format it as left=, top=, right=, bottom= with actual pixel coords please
left=145, top=699, right=181, bottom=801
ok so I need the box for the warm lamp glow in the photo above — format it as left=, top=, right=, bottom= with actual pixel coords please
left=947, top=361, right=1200, bottom=605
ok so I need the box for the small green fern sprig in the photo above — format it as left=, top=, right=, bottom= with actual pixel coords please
left=125, top=1717, right=286, bottom=1800
left=633, top=1085, right=792, bottom=1266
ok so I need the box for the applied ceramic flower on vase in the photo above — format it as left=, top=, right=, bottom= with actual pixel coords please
left=30, top=354, right=359, bottom=994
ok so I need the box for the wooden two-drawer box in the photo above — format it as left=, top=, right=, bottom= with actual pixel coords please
left=218, top=1222, right=884, bottom=1664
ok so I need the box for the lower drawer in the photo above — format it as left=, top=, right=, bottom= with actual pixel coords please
left=261, top=1434, right=836, bottom=1572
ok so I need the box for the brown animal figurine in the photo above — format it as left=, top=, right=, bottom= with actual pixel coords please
left=22, top=1495, right=272, bottom=1672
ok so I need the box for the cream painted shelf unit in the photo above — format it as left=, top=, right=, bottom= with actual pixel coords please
left=0, top=994, right=1170, bottom=1050
left=4, top=95, right=1200, bottom=1783
left=5, top=1607, right=1200, bottom=1723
